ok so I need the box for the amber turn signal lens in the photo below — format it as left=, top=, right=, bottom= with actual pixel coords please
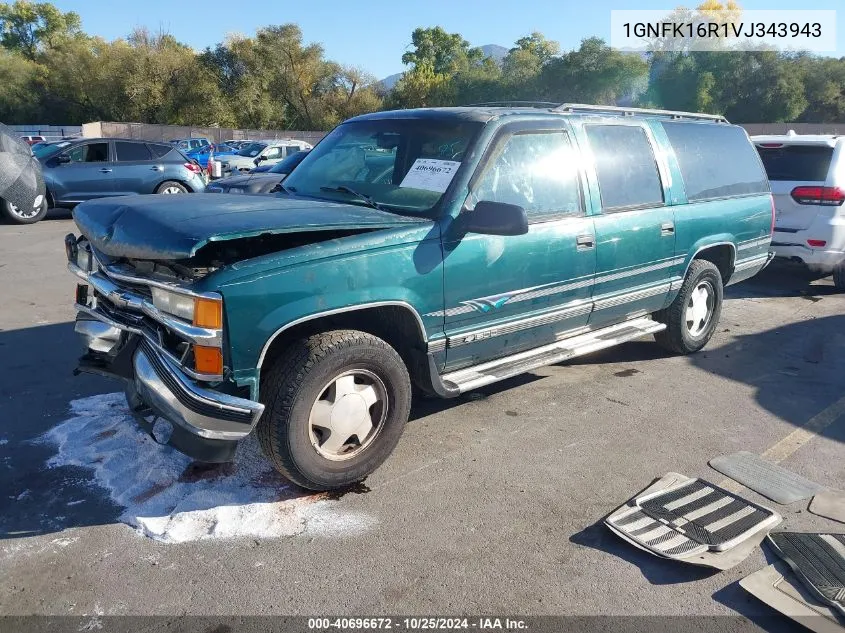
left=194, top=345, right=223, bottom=375
left=194, top=297, right=222, bottom=329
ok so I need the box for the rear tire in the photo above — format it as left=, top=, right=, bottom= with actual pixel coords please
left=155, top=181, right=188, bottom=194
left=257, top=330, right=412, bottom=491
left=654, top=259, right=723, bottom=354
left=833, top=263, right=845, bottom=290
left=1, top=196, right=48, bottom=224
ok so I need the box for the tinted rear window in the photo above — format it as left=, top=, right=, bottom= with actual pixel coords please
left=662, top=122, right=769, bottom=201
left=586, top=124, right=664, bottom=209
left=756, top=145, right=833, bottom=182
left=115, top=141, right=152, bottom=161
left=148, top=144, right=174, bottom=158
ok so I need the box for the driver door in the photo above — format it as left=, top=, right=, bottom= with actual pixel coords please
left=441, top=121, right=596, bottom=372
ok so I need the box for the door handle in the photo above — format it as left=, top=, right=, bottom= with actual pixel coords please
left=151, top=165, right=163, bottom=172
left=99, top=168, right=112, bottom=173
left=660, top=222, right=675, bottom=236
left=576, top=234, right=595, bottom=250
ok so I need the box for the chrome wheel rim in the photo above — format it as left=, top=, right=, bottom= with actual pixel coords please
left=308, top=369, right=388, bottom=461
left=161, top=186, right=183, bottom=194
left=7, top=194, right=43, bottom=218
left=686, top=281, right=714, bottom=337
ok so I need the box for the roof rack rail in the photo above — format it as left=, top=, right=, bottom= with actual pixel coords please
left=554, top=103, right=729, bottom=123
left=465, top=101, right=561, bottom=108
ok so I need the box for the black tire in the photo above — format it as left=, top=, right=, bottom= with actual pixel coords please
left=833, top=263, right=845, bottom=290
left=1, top=196, right=48, bottom=224
left=654, top=259, right=723, bottom=354
left=257, top=330, right=412, bottom=491
left=155, top=181, right=188, bottom=194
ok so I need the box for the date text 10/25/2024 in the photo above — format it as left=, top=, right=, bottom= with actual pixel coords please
left=308, top=618, right=528, bottom=630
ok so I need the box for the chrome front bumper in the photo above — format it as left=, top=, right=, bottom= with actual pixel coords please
left=69, top=246, right=264, bottom=458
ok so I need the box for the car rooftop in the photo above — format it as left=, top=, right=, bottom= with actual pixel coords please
left=751, top=132, right=841, bottom=146
left=348, top=103, right=730, bottom=124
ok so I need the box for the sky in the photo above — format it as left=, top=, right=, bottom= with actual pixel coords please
left=51, top=0, right=844, bottom=79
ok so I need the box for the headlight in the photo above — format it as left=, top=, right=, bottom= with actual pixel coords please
left=207, top=186, right=225, bottom=193
left=228, top=188, right=243, bottom=194
left=150, top=288, right=222, bottom=329
left=151, top=287, right=195, bottom=321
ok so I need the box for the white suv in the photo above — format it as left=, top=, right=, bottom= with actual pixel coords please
left=753, top=132, right=845, bottom=286
left=221, top=139, right=313, bottom=174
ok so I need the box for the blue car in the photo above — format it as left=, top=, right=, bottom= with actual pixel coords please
left=37, top=138, right=206, bottom=208
left=185, top=143, right=238, bottom=171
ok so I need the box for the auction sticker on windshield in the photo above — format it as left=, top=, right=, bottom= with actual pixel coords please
left=399, top=159, right=460, bottom=193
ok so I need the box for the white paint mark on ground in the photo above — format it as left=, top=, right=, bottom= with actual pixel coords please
left=43, top=393, right=376, bottom=543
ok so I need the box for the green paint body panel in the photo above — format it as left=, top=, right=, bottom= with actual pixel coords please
left=72, top=107, right=773, bottom=400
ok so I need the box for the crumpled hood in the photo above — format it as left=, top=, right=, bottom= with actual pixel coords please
left=73, top=193, right=424, bottom=260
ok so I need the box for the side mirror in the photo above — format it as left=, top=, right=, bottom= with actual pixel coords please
left=57, top=154, right=71, bottom=164
left=459, top=201, right=528, bottom=236
left=256, top=155, right=267, bottom=163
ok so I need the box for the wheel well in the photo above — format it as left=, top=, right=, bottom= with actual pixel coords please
left=259, top=305, right=428, bottom=387
left=45, top=189, right=55, bottom=208
left=693, top=244, right=735, bottom=283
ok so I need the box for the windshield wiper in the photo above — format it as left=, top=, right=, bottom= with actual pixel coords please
left=320, top=185, right=385, bottom=211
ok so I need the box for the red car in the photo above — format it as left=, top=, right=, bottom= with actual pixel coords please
left=20, top=135, right=45, bottom=146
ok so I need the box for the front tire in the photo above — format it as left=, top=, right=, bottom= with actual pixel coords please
left=654, top=259, right=723, bottom=354
left=257, top=330, right=412, bottom=491
left=1, top=196, right=48, bottom=224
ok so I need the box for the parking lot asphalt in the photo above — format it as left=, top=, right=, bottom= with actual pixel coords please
left=1, top=212, right=844, bottom=628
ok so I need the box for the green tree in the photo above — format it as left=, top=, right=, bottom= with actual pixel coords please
left=0, top=47, right=40, bottom=120
left=0, top=0, right=80, bottom=58
left=401, top=26, right=482, bottom=76
left=540, top=37, right=648, bottom=105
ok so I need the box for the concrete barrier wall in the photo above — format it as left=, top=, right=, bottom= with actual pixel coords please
left=85, top=122, right=326, bottom=146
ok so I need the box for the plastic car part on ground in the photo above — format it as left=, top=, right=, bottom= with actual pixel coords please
left=0, top=122, right=46, bottom=216
left=740, top=560, right=845, bottom=633
left=709, top=451, right=827, bottom=504
left=767, top=532, right=845, bottom=617
left=810, top=491, right=845, bottom=525
left=605, top=472, right=782, bottom=569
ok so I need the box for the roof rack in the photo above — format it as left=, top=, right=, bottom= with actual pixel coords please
left=554, top=103, right=729, bottom=123
left=465, top=101, right=562, bottom=108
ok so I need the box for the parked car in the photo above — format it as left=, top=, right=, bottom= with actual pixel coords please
left=185, top=143, right=238, bottom=171
left=169, top=137, right=212, bottom=152
left=39, top=137, right=205, bottom=208
left=752, top=132, right=845, bottom=287
left=207, top=150, right=310, bottom=194
left=66, top=104, right=773, bottom=490
left=0, top=124, right=47, bottom=224
left=20, top=135, right=46, bottom=146
left=220, top=139, right=313, bottom=174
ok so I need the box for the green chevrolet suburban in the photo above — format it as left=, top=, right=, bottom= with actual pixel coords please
left=66, top=103, right=774, bottom=490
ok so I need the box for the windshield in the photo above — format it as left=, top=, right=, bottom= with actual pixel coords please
left=34, top=141, right=71, bottom=158
left=282, top=119, right=481, bottom=214
left=269, top=151, right=309, bottom=174
left=238, top=143, right=266, bottom=157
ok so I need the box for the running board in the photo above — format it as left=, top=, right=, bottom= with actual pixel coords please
left=441, top=317, right=665, bottom=393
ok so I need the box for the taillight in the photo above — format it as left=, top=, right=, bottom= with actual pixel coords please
left=184, top=162, right=201, bottom=175
left=769, top=194, right=776, bottom=234
left=807, top=239, right=827, bottom=247
left=790, top=186, right=845, bottom=206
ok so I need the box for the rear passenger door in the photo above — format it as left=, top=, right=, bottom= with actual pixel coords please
left=112, top=141, right=160, bottom=195
left=442, top=121, right=596, bottom=371
left=578, top=122, right=677, bottom=326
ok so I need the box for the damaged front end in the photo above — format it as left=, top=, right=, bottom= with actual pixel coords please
left=66, top=234, right=264, bottom=463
